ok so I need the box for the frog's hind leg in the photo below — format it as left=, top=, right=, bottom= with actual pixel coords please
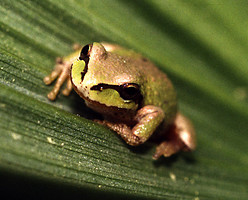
left=153, top=113, right=196, bottom=160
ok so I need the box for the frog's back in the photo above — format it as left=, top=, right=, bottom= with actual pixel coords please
left=107, top=45, right=177, bottom=125
left=138, top=59, right=177, bottom=126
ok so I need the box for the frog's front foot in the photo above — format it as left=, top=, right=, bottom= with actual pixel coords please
left=153, top=140, right=184, bottom=160
left=43, top=57, right=73, bottom=100
left=153, top=113, right=196, bottom=160
left=100, top=105, right=165, bottom=146
left=100, top=120, right=143, bottom=146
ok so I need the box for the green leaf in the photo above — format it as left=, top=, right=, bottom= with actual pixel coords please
left=1, top=0, right=248, bottom=199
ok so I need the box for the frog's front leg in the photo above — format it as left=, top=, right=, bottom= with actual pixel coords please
left=153, top=113, right=196, bottom=159
left=43, top=57, right=73, bottom=100
left=103, top=105, right=165, bottom=146
left=43, top=44, right=82, bottom=100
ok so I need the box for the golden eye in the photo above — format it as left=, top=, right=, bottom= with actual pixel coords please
left=120, top=83, right=141, bottom=101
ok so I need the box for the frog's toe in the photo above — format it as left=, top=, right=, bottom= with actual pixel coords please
left=47, top=91, right=57, bottom=101
left=62, top=88, right=71, bottom=96
left=43, top=65, right=63, bottom=85
left=62, top=78, right=73, bottom=96
left=43, top=76, right=52, bottom=85
left=153, top=141, right=181, bottom=160
left=56, top=57, right=63, bottom=64
left=73, top=43, right=82, bottom=51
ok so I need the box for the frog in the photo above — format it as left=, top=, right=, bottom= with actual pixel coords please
left=44, top=42, right=196, bottom=159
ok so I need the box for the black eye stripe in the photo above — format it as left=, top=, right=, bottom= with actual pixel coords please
left=79, top=44, right=92, bottom=61
left=90, top=83, right=142, bottom=102
left=78, top=44, right=92, bottom=81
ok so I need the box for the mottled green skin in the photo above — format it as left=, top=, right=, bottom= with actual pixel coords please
left=71, top=43, right=177, bottom=127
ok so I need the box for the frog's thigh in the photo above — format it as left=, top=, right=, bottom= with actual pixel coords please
left=153, top=113, right=196, bottom=159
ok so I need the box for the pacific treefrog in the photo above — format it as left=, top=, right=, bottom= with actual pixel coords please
left=44, top=42, right=196, bottom=159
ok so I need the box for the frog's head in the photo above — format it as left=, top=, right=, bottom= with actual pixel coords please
left=71, top=43, right=142, bottom=111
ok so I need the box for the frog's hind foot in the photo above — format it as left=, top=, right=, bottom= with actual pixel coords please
left=153, top=113, right=196, bottom=160
left=152, top=140, right=184, bottom=160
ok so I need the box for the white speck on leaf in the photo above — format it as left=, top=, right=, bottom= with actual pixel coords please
left=47, top=137, right=56, bottom=144
left=11, top=133, right=22, bottom=140
left=169, top=172, right=176, bottom=182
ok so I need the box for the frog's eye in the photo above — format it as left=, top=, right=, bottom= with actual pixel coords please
left=79, top=44, right=92, bottom=61
left=91, top=83, right=142, bottom=103
left=120, top=83, right=141, bottom=101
